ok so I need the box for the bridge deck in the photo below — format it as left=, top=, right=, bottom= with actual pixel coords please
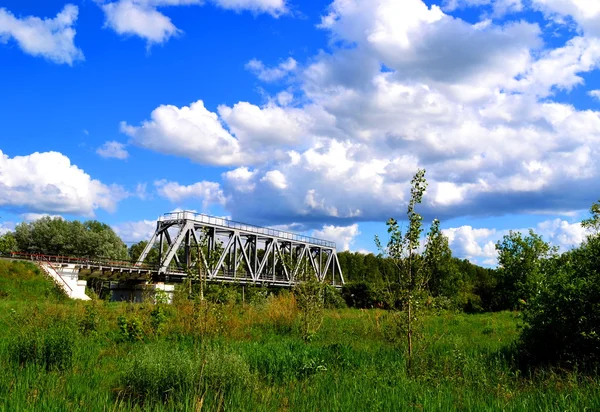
left=5, top=253, right=309, bottom=287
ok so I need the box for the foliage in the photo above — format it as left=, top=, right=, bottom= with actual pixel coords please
left=0, top=263, right=599, bottom=411
left=150, top=305, right=167, bottom=335
left=582, top=199, right=600, bottom=235
left=495, top=229, right=556, bottom=310
left=0, top=232, right=17, bottom=255
left=117, top=314, right=145, bottom=342
left=519, top=234, right=600, bottom=369
left=79, top=301, right=100, bottom=335
left=128, top=240, right=159, bottom=264
left=375, top=169, right=447, bottom=367
left=322, top=284, right=347, bottom=309
left=294, top=279, right=325, bottom=342
left=13, top=217, right=128, bottom=259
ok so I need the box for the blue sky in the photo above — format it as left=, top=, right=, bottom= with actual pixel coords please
left=1, top=0, right=599, bottom=265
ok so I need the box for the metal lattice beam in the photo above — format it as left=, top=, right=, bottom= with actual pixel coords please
left=136, top=211, right=344, bottom=287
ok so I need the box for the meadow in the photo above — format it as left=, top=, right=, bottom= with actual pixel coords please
left=0, top=260, right=599, bottom=411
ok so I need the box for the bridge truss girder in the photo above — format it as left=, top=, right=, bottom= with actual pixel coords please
left=137, top=217, right=344, bottom=287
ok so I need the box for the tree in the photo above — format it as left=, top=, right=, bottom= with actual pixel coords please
left=0, top=232, right=17, bottom=255
left=520, top=234, right=600, bottom=369
left=582, top=200, right=600, bottom=236
left=280, top=253, right=325, bottom=342
left=423, top=219, right=455, bottom=296
left=13, top=217, right=128, bottom=259
left=129, top=241, right=159, bottom=264
left=495, top=229, right=556, bottom=310
left=375, top=169, right=443, bottom=369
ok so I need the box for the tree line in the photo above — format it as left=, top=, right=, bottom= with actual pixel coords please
left=0, top=217, right=128, bottom=260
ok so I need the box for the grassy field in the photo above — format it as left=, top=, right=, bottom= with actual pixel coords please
left=0, top=260, right=598, bottom=411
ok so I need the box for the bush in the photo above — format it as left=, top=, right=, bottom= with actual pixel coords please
left=519, top=236, right=600, bottom=369
left=79, top=301, right=100, bottom=335
left=341, top=281, right=380, bottom=308
left=323, top=285, right=347, bottom=309
left=117, top=314, right=145, bottom=342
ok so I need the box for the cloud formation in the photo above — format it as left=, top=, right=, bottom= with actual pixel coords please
left=112, top=219, right=157, bottom=242
left=122, top=0, right=600, bottom=235
left=0, top=150, right=125, bottom=217
left=246, top=57, right=297, bottom=82
left=96, top=141, right=129, bottom=159
left=99, top=0, right=287, bottom=45
left=444, top=218, right=588, bottom=266
left=312, top=224, right=360, bottom=251
left=0, top=4, right=84, bottom=64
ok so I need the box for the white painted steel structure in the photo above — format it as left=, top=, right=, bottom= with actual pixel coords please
left=137, top=211, right=344, bottom=287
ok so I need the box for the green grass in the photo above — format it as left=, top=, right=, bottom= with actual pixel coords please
left=0, top=260, right=67, bottom=303
left=0, top=260, right=598, bottom=411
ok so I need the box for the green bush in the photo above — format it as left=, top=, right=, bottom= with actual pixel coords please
left=150, top=305, right=167, bottom=335
left=519, top=235, right=600, bottom=369
left=323, top=285, right=347, bottom=309
left=117, top=314, right=145, bottom=342
left=79, top=301, right=100, bottom=335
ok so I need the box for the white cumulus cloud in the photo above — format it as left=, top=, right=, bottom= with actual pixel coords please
left=100, top=0, right=287, bottom=45
left=122, top=100, right=245, bottom=166
left=112, top=219, right=157, bottom=242
left=0, top=4, right=84, bottom=65
left=211, top=0, right=287, bottom=16
left=0, top=150, right=126, bottom=217
left=312, top=224, right=360, bottom=251
left=589, top=89, right=600, bottom=100
left=120, top=0, right=600, bottom=232
left=246, top=57, right=297, bottom=82
left=96, top=141, right=129, bottom=159
left=155, top=179, right=227, bottom=208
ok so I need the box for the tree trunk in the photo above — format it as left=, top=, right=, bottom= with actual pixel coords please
left=407, top=297, right=413, bottom=371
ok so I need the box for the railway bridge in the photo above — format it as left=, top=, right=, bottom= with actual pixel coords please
left=8, top=211, right=344, bottom=301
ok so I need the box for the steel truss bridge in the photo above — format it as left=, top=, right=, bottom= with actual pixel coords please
left=6, top=212, right=344, bottom=289
left=137, top=211, right=344, bottom=287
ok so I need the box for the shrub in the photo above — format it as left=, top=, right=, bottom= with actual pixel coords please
left=150, top=305, right=167, bottom=335
left=79, top=301, right=100, bottom=335
left=117, top=314, right=145, bottom=342
left=341, top=281, right=379, bottom=308
left=262, top=292, right=297, bottom=334
left=323, top=285, right=347, bottom=309
left=519, top=235, right=600, bottom=369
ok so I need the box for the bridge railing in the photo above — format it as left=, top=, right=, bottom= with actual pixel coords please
left=160, top=211, right=337, bottom=249
left=7, top=252, right=159, bottom=271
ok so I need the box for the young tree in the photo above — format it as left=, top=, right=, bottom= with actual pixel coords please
left=375, top=169, right=444, bottom=368
left=281, top=253, right=325, bottom=342
left=582, top=200, right=600, bottom=236
left=495, top=229, right=556, bottom=310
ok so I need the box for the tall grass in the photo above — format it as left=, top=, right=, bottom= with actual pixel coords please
left=0, top=260, right=598, bottom=411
